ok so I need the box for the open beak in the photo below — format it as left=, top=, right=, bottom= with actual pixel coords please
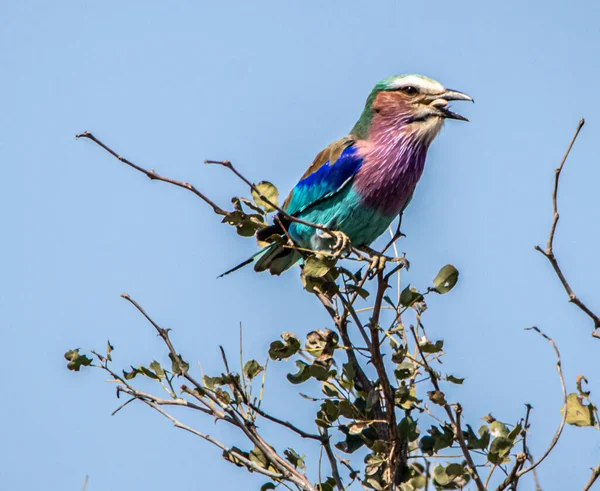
left=426, top=89, right=473, bottom=122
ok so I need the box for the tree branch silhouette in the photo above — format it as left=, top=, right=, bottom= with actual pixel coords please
left=534, top=119, right=600, bottom=335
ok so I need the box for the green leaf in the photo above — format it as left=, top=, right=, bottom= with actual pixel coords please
left=394, top=361, right=415, bottom=380
left=398, top=416, right=420, bottom=442
left=287, top=360, right=312, bottom=384
left=419, top=339, right=444, bottom=354
left=322, top=381, right=343, bottom=398
left=123, top=366, right=140, bottom=380
left=149, top=360, right=165, bottom=379
left=64, top=349, right=93, bottom=372
left=419, top=435, right=435, bottom=455
left=250, top=446, right=270, bottom=469
left=432, top=264, right=459, bottom=294
left=366, top=389, right=379, bottom=412
left=391, top=345, right=407, bottom=364
left=383, top=295, right=396, bottom=308
left=269, top=332, right=301, bottom=360
left=347, top=284, right=370, bottom=299
left=243, top=359, right=264, bottom=380
left=203, top=375, right=220, bottom=390
left=283, top=448, right=306, bottom=469
left=317, top=400, right=340, bottom=426
left=236, top=219, right=262, bottom=237
left=251, top=181, right=279, bottom=212
left=446, top=463, right=466, bottom=477
left=215, top=388, right=231, bottom=404
left=445, top=375, right=464, bottom=385
left=305, top=329, right=338, bottom=357
left=168, top=352, right=189, bottom=375
left=238, top=196, right=266, bottom=215
left=576, top=375, right=591, bottom=397
left=432, top=464, right=452, bottom=487
left=138, top=365, right=160, bottom=380
left=339, top=400, right=362, bottom=419
left=106, top=340, right=114, bottom=362
left=335, top=433, right=365, bottom=454
left=507, top=423, right=523, bottom=442
left=563, top=393, right=596, bottom=427
left=428, top=425, right=454, bottom=452
left=428, top=390, right=447, bottom=406
left=303, top=255, right=335, bottom=278
left=395, top=384, right=418, bottom=410
left=223, top=446, right=249, bottom=467
left=400, top=285, right=423, bottom=307
left=488, top=436, right=513, bottom=464
left=465, top=424, right=490, bottom=451
left=409, top=475, right=427, bottom=489
left=490, top=421, right=509, bottom=438
left=348, top=421, right=371, bottom=435
left=317, top=478, right=336, bottom=491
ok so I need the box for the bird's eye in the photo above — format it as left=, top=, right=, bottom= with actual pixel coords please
left=400, top=86, right=419, bottom=95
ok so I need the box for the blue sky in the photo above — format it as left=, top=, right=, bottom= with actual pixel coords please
left=2, top=0, right=600, bottom=489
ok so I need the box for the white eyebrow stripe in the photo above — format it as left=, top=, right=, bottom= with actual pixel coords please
left=388, top=75, right=445, bottom=93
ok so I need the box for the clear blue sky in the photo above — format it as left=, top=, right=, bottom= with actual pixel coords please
left=2, top=1, right=600, bottom=489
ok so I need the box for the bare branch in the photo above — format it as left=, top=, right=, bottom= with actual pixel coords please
left=454, top=404, right=486, bottom=491
left=516, top=327, right=567, bottom=479
left=534, top=119, right=600, bottom=333
left=319, top=428, right=344, bottom=491
left=133, top=392, right=286, bottom=480
left=118, top=294, right=315, bottom=490
left=582, top=463, right=600, bottom=491
left=494, top=452, right=526, bottom=491
left=76, top=132, right=228, bottom=216
left=245, top=400, right=323, bottom=442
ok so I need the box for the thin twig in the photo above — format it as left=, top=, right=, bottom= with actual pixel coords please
left=494, top=452, right=526, bottom=491
left=205, top=159, right=337, bottom=239
left=76, top=132, right=228, bottom=216
left=582, top=463, right=600, bottom=491
left=135, top=394, right=285, bottom=480
left=516, top=327, right=567, bottom=480
left=410, top=326, right=485, bottom=491
left=485, top=464, right=498, bottom=489
left=520, top=404, right=542, bottom=490
left=110, top=397, right=136, bottom=416
left=534, top=119, right=600, bottom=333
left=320, top=428, right=344, bottom=491
left=247, top=400, right=323, bottom=441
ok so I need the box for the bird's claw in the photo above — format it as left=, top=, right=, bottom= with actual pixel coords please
left=329, top=231, right=351, bottom=259
left=368, top=254, right=387, bottom=278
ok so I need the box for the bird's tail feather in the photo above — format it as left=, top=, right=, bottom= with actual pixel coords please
left=218, top=243, right=301, bottom=278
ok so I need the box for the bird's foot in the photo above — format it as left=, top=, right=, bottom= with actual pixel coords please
left=368, top=254, right=387, bottom=278
left=329, top=231, right=351, bottom=259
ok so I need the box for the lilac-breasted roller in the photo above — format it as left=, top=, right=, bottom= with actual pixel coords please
left=244, top=74, right=472, bottom=275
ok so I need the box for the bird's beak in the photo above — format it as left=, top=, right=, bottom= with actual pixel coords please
left=424, top=89, right=473, bottom=122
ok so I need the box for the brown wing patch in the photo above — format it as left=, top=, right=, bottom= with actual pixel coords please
left=282, top=136, right=355, bottom=210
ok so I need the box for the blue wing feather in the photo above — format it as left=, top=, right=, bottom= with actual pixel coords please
left=285, top=144, right=363, bottom=216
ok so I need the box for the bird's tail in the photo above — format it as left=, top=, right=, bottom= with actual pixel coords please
left=218, top=243, right=301, bottom=278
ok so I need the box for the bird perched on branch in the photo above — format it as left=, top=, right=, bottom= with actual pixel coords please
left=231, top=74, right=472, bottom=276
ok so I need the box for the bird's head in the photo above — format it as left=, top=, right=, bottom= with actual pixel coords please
left=351, top=74, right=473, bottom=143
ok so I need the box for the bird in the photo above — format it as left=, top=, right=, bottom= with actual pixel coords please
left=227, top=74, right=472, bottom=276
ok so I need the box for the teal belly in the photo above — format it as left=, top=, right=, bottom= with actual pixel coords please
left=288, top=186, right=395, bottom=250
